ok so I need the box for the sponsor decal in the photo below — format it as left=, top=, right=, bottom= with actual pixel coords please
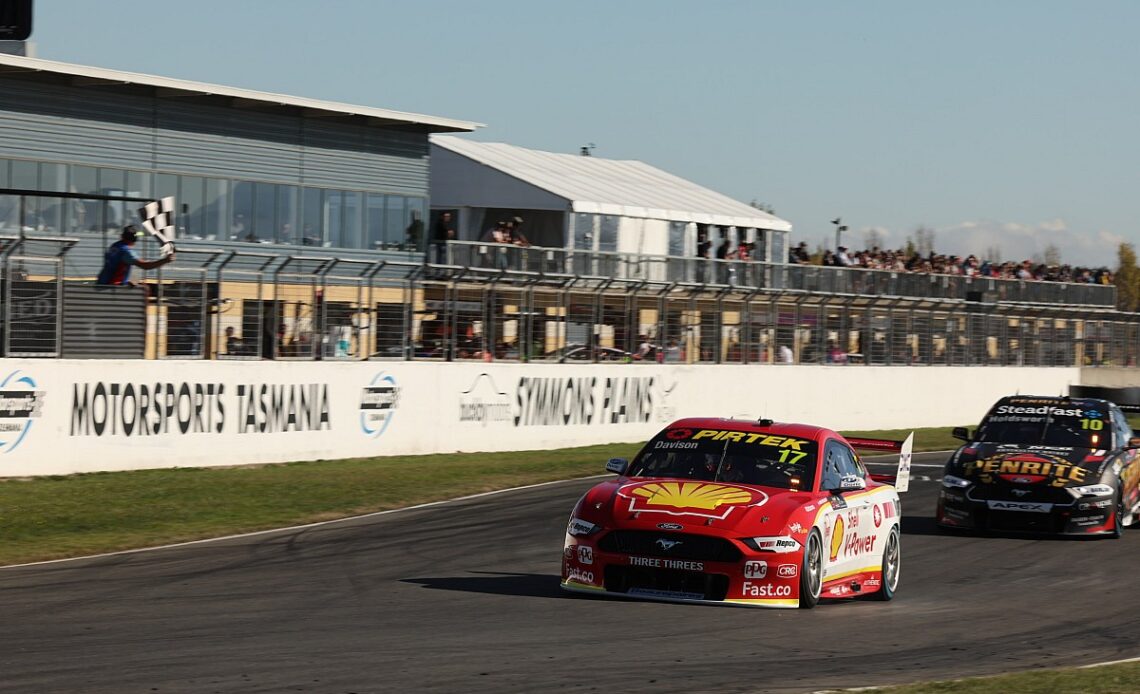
left=872, top=504, right=883, bottom=528
left=788, top=522, right=805, bottom=535
left=656, top=522, right=683, bottom=530
left=994, top=404, right=1090, bottom=418
left=0, top=370, right=44, bottom=453
left=987, top=500, right=1052, bottom=512
left=629, top=556, right=704, bottom=571
left=690, top=429, right=808, bottom=450
left=940, top=506, right=970, bottom=521
left=620, top=480, right=768, bottom=520
left=360, top=372, right=399, bottom=438
left=751, top=536, right=800, bottom=553
left=1079, top=500, right=1112, bottom=510
left=864, top=578, right=881, bottom=587
left=742, top=581, right=791, bottom=597
left=628, top=587, right=703, bottom=600
left=666, top=428, right=694, bottom=440
left=964, top=452, right=1088, bottom=488
left=776, top=564, right=798, bottom=578
left=743, top=560, right=768, bottom=579
left=1011, top=488, right=1031, bottom=497
left=829, top=584, right=852, bottom=596
left=567, top=519, right=595, bottom=536
left=512, top=376, right=676, bottom=427
left=829, top=514, right=846, bottom=562
left=565, top=567, right=595, bottom=583
left=577, top=545, right=594, bottom=565
left=653, top=440, right=698, bottom=450
left=655, top=538, right=683, bottom=551
left=828, top=496, right=847, bottom=510
left=457, top=373, right=512, bottom=427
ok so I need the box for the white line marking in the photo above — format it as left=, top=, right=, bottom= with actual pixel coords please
left=1078, top=655, right=1140, bottom=668
left=1, top=474, right=612, bottom=571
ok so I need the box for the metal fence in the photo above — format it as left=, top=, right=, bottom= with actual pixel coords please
left=0, top=232, right=1135, bottom=366
left=446, top=240, right=1117, bottom=307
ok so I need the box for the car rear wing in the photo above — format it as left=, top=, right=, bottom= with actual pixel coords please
left=851, top=433, right=914, bottom=493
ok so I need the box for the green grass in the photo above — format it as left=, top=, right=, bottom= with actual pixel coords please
left=0, top=425, right=962, bottom=567
left=860, top=661, right=1140, bottom=693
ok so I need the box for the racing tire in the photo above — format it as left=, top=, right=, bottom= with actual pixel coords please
left=1110, top=487, right=1124, bottom=539
left=798, top=529, right=823, bottom=609
left=874, top=525, right=901, bottom=601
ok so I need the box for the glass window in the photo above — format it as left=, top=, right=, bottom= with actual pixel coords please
left=71, top=165, right=98, bottom=195
left=366, top=193, right=385, bottom=250
left=384, top=194, right=405, bottom=248
left=573, top=213, right=595, bottom=251
left=668, top=221, right=686, bottom=257
left=406, top=197, right=426, bottom=252
left=327, top=191, right=345, bottom=248
left=179, top=176, right=206, bottom=240
left=99, top=168, right=127, bottom=194
left=155, top=173, right=177, bottom=199
left=276, top=184, right=298, bottom=244
left=35, top=163, right=66, bottom=232
left=599, top=215, right=619, bottom=252
left=252, top=182, right=275, bottom=243
left=343, top=191, right=363, bottom=249
left=301, top=187, right=324, bottom=246
left=11, top=160, right=36, bottom=188
left=230, top=180, right=253, bottom=241
left=203, top=178, right=228, bottom=241
left=770, top=230, right=786, bottom=265
left=0, top=159, right=9, bottom=188
left=125, top=170, right=150, bottom=198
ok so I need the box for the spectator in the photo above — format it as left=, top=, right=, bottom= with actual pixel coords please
left=224, top=326, right=244, bottom=355
left=430, top=211, right=456, bottom=264
left=836, top=246, right=853, bottom=267
left=96, top=226, right=174, bottom=286
left=405, top=211, right=424, bottom=251
left=506, top=216, right=530, bottom=247
left=778, top=344, right=794, bottom=363
left=635, top=334, right=656, bottom=360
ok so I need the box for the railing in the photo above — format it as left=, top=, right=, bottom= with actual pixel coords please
left=445, top=241, right=1117, bottom=307
left=0, top=240, right=1134, bottom=368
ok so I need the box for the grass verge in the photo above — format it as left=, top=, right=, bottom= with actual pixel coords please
left=859, top=660, right=1140, bottom=693
left=0, top=425, right=960, bottom=567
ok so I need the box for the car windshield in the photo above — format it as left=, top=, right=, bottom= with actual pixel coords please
left=626, top=426, right=818, bottom=491
left=975, top=401, right=1111, bottom=448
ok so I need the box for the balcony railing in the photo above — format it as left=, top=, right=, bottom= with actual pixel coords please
left=445, top=240, right=1117, bottom=307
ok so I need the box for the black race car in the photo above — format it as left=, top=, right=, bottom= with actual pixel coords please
left=937, top=395, right=1140, bottom=537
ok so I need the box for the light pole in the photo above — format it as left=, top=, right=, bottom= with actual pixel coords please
left=831, top=217, right=848, bottom=250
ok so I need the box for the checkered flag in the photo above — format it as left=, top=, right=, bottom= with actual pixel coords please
left=138, top=196, right=176, bottom=257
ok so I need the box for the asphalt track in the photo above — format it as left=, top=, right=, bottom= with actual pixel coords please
left=2, top=451, right=1140, bottom=694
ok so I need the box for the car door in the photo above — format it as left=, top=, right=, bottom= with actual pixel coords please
left=819, top=440, right=875, bottom=586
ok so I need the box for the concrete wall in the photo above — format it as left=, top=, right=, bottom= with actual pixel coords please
left=1077, top=368, right=1140, bottom=387
left=0, top=360, right=1082, bottom=477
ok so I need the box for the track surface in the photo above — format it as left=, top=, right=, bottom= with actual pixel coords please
left=2, top=451, right=1139, bottom=694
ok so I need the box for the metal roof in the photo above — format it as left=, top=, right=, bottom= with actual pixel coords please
left=432, top=136, right=792, bottom=231
left=0, top=53, right=482, bottom=133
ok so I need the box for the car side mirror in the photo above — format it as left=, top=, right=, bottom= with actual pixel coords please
left=606, top=457, right=628, bottom=475
left=1129, top=437, right=1140, bottom=449
left=831, top=474, right=866, bottom=494
left=952, top=426, right=970, bottom=442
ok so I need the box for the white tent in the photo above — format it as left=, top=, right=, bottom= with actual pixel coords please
left=430, top=136, right=791, bottom=261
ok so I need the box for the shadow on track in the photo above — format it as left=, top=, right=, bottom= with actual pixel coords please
left=402, top=571, right=566, bottom=599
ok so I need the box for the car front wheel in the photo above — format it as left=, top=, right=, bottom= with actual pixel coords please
left=799, top=529, right=823, bottom=609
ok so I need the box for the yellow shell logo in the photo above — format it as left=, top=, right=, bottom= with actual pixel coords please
left=631, top=482, right=755, bottom=510
left=829, top=514, right=845, bottom=562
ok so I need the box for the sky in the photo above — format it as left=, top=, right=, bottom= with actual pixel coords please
left=22, top=0, right=1140, bottom=267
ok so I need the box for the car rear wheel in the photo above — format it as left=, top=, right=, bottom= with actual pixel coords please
left=1110, top=487, right=1124, bottom=539
left=798, top=529, right=823, bottom=609
left=874, top=525, right=901, bottom=600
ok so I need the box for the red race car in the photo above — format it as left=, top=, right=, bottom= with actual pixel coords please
left=561, top=417, right=913, bottom=608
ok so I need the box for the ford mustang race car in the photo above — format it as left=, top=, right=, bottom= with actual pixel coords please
left=561, top=417, right=914, bottom=608
left=937, top=395, right=1140, bottom=537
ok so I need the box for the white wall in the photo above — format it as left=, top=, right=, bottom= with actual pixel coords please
left=0, top=360, right=1081, bottom=477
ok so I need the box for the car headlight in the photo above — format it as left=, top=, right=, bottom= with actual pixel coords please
left=741, top=535, right=800, bottom=553
left=942, top=474, right=972, bottom=488
left=567, top=517, right=603, bottom=537
left=1067, top=483, right=1114, bottom=499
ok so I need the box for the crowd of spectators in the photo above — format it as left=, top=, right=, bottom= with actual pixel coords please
left=788, top=242, right=1114, bottom=285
